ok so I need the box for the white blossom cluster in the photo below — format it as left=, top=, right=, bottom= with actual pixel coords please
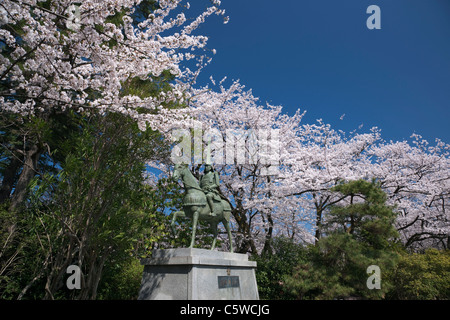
left=0, top=0, right=226, bottom=129
left=154, top=79, right=450, bottom=252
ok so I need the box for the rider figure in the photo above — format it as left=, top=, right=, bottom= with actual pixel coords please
left=200, top=164, right=221, bottom=216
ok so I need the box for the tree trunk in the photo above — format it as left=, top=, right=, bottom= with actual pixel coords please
left=9, top=144, right=41, bottom=211
left=261, top=212, right=274, bottom=257
left=0, top=154, right=21, bottom=204
left=77, top=252, right=108, bottom=300
left=232, top=208, right=257, bottom=254
left=314, top=208, right=323, bottom=245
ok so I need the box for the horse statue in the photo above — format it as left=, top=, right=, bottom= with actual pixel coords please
left=170, top=163, right=234, bottom=252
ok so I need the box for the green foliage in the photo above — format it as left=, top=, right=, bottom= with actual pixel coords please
left=283, top=179, right=400, bottom=300
left=327, top=179, right=399, bottom=250
left=252, top=237, right=308, bottom=300
left=0, top=203, right=21, bottom=299
left=120, top=70, right=183, bottom=112
left=39, top=112, right=170, bottom=299
left=0, top=0, right=186, bottom=299
left=0, top=111, right=174, bottom=299
left=0, top=200, right=55, bottom=299
left=386, top=249, right=450, bottom=299
left=284, top=234, right=398, bottom=300
left=283, top=244, right=355, bottom=300
left=97, top=259, right=144, bottom=300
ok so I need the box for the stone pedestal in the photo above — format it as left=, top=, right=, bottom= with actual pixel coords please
left=138, top=248, right=259, bottom=300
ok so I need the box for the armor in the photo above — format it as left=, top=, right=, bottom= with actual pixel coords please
left=200, top=164, right=221, bottom=215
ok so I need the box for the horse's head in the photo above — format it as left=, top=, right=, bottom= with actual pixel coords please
left=172, top=163, right=188, bottom=182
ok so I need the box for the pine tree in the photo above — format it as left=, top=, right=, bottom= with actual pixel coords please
left=284, top=179, right=400, bottom=299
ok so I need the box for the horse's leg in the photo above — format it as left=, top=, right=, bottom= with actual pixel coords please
left=211, top=221, right=218, bottom=250
left=189, top=209, right=199, bottom=248
left=171, top=211, right=185, bottom=236
left=223, top=214, right=233, bottom=253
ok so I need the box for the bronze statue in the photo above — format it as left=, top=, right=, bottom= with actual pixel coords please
left=170, top=163, right=233, bottom=252
left=200, top=164, right=221, bottom=216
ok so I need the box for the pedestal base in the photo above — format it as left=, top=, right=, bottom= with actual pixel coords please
left=138, top=248, right=259, bottom=300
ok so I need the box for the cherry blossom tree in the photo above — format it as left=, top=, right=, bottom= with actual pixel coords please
left=152, top=80, right=383, bottom=253
left=152, top=79, right=450, bottom=253
left=279, top=122, right=450, bottom=251
left=369, top=134, right=450, bottom=250
left=189, top=80, right=309, bottom=254
left=0, top=0, right=227, bottom=210
left=0, top=0, right=227, bottom=124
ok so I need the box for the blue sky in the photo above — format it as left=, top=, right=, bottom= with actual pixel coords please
left=194, top=0, right=450, bottom=144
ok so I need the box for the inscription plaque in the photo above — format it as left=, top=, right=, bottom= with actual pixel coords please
left=218, top=276, right=240, bottom=289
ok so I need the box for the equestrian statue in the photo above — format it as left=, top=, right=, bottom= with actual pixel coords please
left=170, top=163, right=233, bottom=252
